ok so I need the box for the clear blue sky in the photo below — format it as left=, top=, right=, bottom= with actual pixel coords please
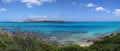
left=0, top=0, right=120, bottom=22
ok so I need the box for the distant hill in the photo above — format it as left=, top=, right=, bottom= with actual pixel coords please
left=22, top=18, right=73, bottom=23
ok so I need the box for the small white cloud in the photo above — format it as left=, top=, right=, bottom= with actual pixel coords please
left=21, top=0, right=41, bottom=8
left=21, top=0, right=56, bottom=8
left=95, top=7, right=106, bottom=11
left=86, top=3, right=95, bottom=7
left=42, top=16, right=47, bottom=18
left=72, top=2, right=76, bottom=5
left=0, top=8, right=7, bottom=12
left=112, top=9, right=120, bottom=16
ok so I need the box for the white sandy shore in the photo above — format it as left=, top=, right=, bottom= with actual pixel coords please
left=79, top=42, right=93, bottom=47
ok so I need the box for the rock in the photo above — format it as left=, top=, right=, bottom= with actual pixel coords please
left=86, top=39, right=97, bottom=42
left=48, top=37, right=57, bottom=40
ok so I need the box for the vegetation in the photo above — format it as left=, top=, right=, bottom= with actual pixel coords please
left=0, top=31, right=120, bottom=51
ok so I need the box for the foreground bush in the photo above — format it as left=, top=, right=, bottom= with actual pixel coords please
left=89, top=33, right=120, bottom=51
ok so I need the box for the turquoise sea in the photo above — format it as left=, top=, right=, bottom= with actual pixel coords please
left=0, top=22, right=120, bottom=44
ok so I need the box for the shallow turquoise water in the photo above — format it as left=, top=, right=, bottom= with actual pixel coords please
left=0, top=22, right=120, bottom=44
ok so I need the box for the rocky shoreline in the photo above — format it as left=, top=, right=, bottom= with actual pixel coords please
left=46, top=31, right=120, bottom=47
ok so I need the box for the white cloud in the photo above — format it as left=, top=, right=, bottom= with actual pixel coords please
left=95, top=7, right=106, bottom=11
left=24, top=0, right=55, bottom=8
left=21, top=0, right=56, bottom=8
left=0, top=8, right=7, bottom=12
left=112, top=9, right=120, bottom=16
left=21, top=0, right=42, bottom=8
left=42, top=16, right=47, bottom=18
left=86, top=3, right=95, bottom=7
left=86, top=3, right=111, bottom=13
left=2, top=0, right=56, bottom=8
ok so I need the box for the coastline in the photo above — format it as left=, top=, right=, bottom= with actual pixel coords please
left=0, top=27, right=119, bottom=47
left=0, top=29, right=119, bottom=47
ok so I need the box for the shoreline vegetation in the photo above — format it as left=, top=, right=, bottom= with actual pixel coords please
left=0, top=29, right=120, bottom=51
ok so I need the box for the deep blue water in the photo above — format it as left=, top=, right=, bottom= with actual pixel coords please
left=0, top=22, right=120, bottom=44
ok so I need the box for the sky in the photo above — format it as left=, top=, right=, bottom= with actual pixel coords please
left=0, top=0, right=120, bottom=22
